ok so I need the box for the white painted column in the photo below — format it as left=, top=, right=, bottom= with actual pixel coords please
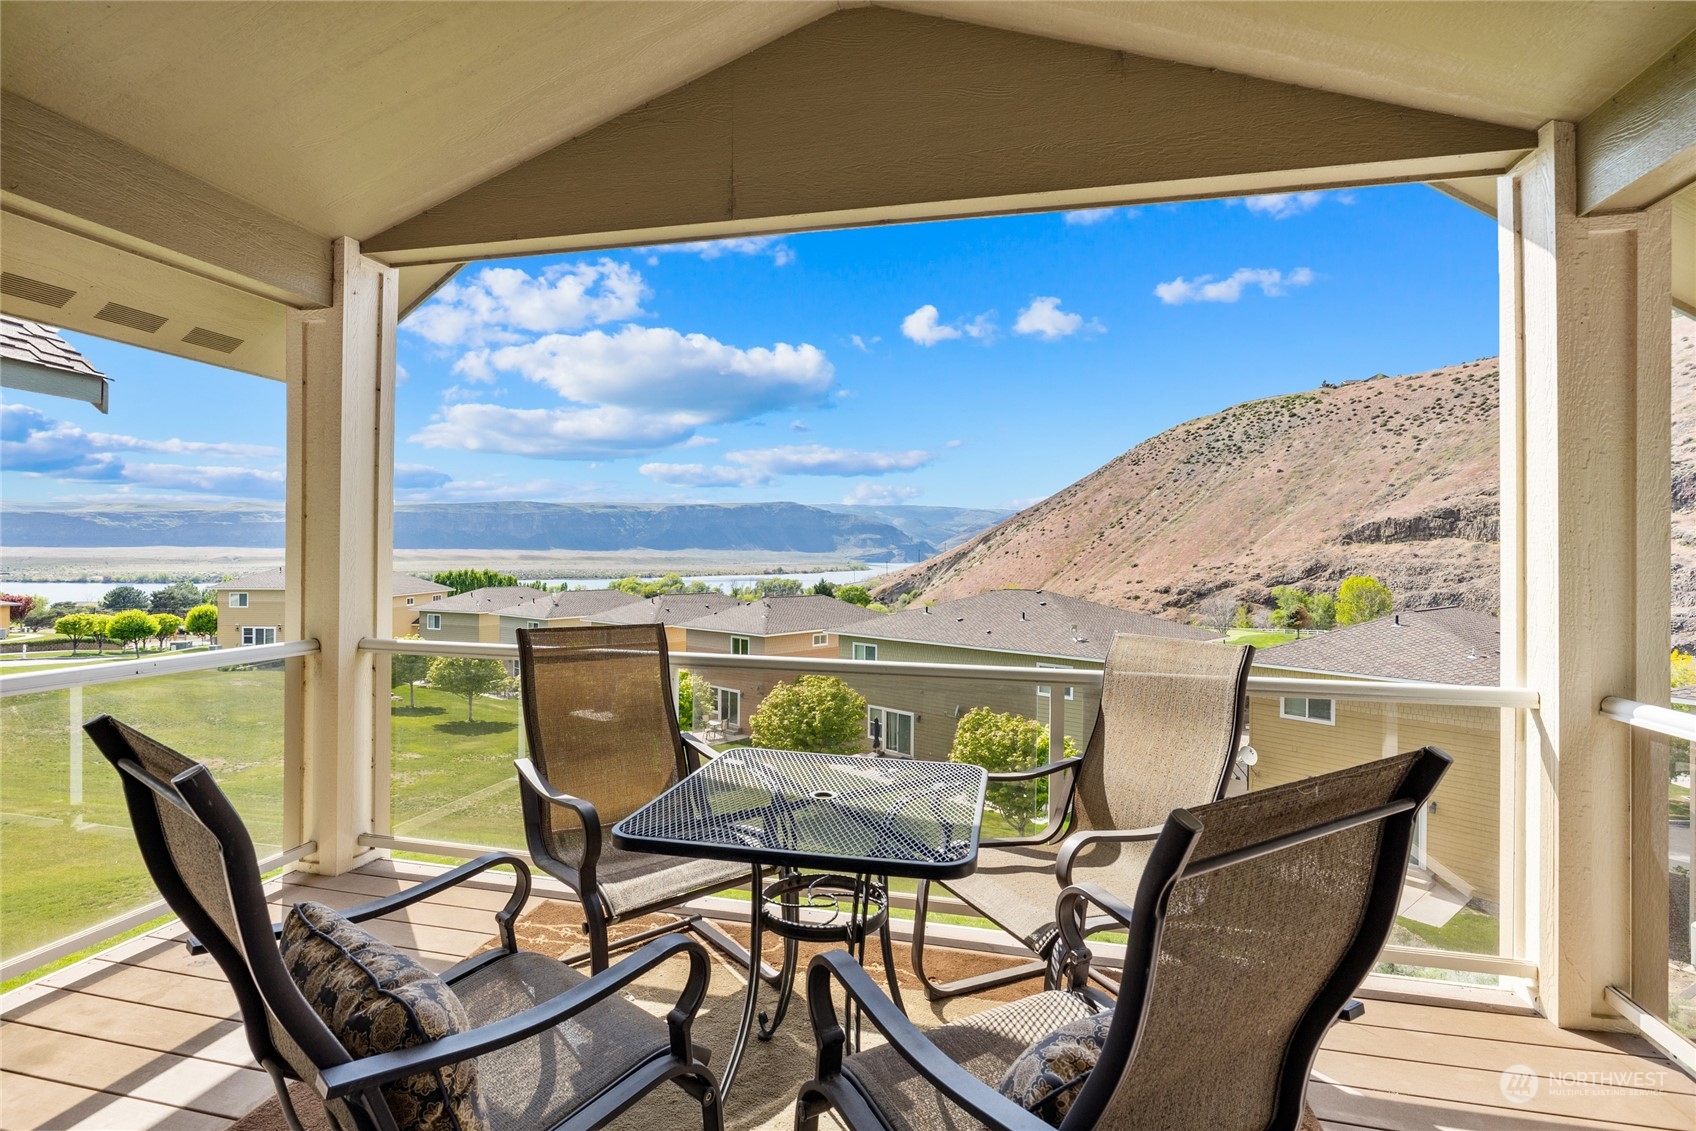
left=286, top=238, right=397, bottom=875
left=1499, top=122, right=1672, bottom=1028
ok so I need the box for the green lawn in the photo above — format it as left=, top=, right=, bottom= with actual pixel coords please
left=1224, top=627, right=1300, bottom=649
left=1672, top=780, right=1690, bottom=822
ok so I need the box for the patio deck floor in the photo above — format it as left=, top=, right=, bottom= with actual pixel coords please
left=0, top=859, right=1689, bottom=1131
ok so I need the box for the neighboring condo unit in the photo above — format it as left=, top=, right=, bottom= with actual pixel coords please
left=1247, top=605, right=1502, bottom=905
left=675, top=595, right=872, bottom=735
left=583, top=593, right=735, bottom=651
left=494, top=588, right=647, bottom=643
left=212, top=570, right=450, bottom=649
left=827, top=588, right=1216, bottom=758
left=415, top=586, right=547, bottom=644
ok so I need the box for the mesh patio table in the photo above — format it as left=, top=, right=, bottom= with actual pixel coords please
left=612, top=747, right=987, bottom=1096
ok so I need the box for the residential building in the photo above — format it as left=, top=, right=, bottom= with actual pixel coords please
left=831, top=589, right=1217, bottom=759
left=676, top=595, right=871, bottom=734
left=212, top=570, right=449, bottom=648
left=1248, top=607, right=1504, bottom=904
left=0, top=600, right=20, bottom=639
left=493, top=588, right=645, bottom=643
left=584, top=592, right=735, bottom=651
left=415, top=586, right=545, bottom=644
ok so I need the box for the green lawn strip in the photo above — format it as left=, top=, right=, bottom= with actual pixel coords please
left=1390, top=906, right=1499, bottom=954
left=1224, top=628, right=1300, bottom=649
left=1671, top=781, right=1690, bottom=822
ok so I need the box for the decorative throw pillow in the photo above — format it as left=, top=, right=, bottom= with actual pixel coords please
left=996, top=1009, right=1114, bottom=1127
left=281, top=901, right=486, bottom=1131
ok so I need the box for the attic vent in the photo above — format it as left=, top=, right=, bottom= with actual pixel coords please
left=182, top=326, right=243, bottom=353
left=1, top=272, right=74, bottom=308
left=96, top=302, right=168, bottom=333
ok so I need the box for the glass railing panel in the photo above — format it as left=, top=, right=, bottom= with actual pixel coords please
left=387, top=664, right=527, bottom=849
left=1246, top=692, right=1510, bottom=981
left=0, top=664, right=287, bottom=962
left=1669, top=728, right=1693, bottom=1038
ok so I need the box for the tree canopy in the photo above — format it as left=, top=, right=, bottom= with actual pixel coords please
left=1336, top=575, right=1394, bottom=626
left=432, top=569, right=519, bottom=596
left=0, top=593, right=36, bottom=622
left=149, top=580, right=207, bottom=617
left=748, top=675, right=868, bottom=755
left=152, top=612, right=184, bottom=645
left=427, top=655, right=507, bottom=722
left=390, top=637, right=430, bottom=709
left=54, top=612, right=96, bottom=654
left=100, top=585, right=152, bottom=612
left=948, top=708, right=1077, bottom=835
left=1269, top=586, right=1335, bottom=634
left=835, top=585, right=873, bottom=607
left=675, top=669, right=714, bottom=730
left=108, top=609, right=157, bottom=656
left=184, top=604, right=218, bottom=642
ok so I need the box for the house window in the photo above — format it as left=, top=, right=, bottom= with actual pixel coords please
left=229, top=592, right=249, bottom=609
left=813, top=632, right=829, bottom=647
left=868, top=706, right=914, bottom=756
left=713, top=686, right=741, bottom=728
left=731, top=636, right=750, bottom=655
left=1036, top=662, right=1076, bottom=701
left=527, top=621, right=540, bottom=629
left=853, top=642, right=878, bottom=661
left=242, top=626, right=277, bottom=646
left=425, top=613, right=442, bottom=631
left=1280, top=696, right=1335, bottom=725
left=405, top=597, right=415, bottom=606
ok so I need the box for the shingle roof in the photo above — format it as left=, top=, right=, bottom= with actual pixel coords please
left=1254, top=606, right=1501, bottom=685
left=833, top=589, right=1214, bottom=660
left=501, top=589, right=646, bottom=621
left=587, top=593, right=735, bottom=625
left=675, top=595, right=871, bottom=636
left=427, top=586, right=548, bottom=613
left=0, top=316, right=104, bottom=378
left=212, top=569, right=448, bottom=596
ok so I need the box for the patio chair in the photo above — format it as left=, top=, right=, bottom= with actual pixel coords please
left=87, top=714, right=722, bottom=1131
left=798, top=746, right=1451, bottom=1131
left=911, top=632, right=1254, bottom=999
left=515, top=624, right=754, bottom=973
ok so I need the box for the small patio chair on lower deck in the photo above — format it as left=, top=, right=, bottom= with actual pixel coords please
left=799, top=746, right=1451, bottom=1131
left=87, top=713, right=722, bottom=1131
left=912, top=631, right=1254, bottom=999
left=516, top=624, right=755, bottom=973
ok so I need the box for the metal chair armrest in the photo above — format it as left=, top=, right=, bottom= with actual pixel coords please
left=985, top=756, right=1083, bottom=783
left=340, top=853, right=532, bottom=954
left=806, top=951, right=1054, bottom=1131
left=318, top=935, right=711, bottom=1099
left=680, top=730, right=719, bottom=771
left=515, top=756, right=604, bottom=891
left=1055, top=824, right=1165, bottom=886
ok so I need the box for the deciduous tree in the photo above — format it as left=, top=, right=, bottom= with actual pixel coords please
left=427, top=655, right=507, bottom=722
left=749, top=675, right=867, bottom=755
left=54, top=612, right=94, bottom=655
left=149, top=581, right=207, bottom=617
left=152, top=612, right=184, bottom=648
left=836, top=585, right=873, bottom=607
left=432, top=569, right=519, bottom=596
left=676, top=670, right=714, bottom=729
left=390, top=638, right=430, bottom=709
left=948, top=708, right=1079, bottom=836
left=1336, top=576, right=1394, bottom=626
left=88, top=613, right=113, bottom=654
left=184, top=603, right=219, bottom=644
left=108, top=609, right=157, bottom=656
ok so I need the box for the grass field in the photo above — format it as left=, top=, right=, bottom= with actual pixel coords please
left=1224, top=627, right=1300, bottom=649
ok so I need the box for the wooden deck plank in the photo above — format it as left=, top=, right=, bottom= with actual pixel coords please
left=266, top=879, right=512, bottom=937
left=0, top=995, right=255, bottom=1069
left=1348, top=996, right=1666, bottom=1057
left=1309, top=1080, right=1674, bottom=1131
left=1313, top=1048, right=1693, bottom=1130
left=283, top=867, right=527, bottom=912
left=0, top=1027, right=273, bottom=1119
left=1324, top=1022, right=1692, bottom=1094
left=0, top=1072, right=228, bottom=1131
left=37, top=960, right=240, bottom=1021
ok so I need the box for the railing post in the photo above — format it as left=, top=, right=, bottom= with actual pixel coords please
left=1047, top=685, right=1068, bottom=828
left=287, top=237, right=397, bottom=875
left=1498, top=122, right=1672, bottom=1027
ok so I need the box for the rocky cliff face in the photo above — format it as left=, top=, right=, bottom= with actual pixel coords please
left=882, top=318, right=1696, bottom=645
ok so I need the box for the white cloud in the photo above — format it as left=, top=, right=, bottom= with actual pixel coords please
left=648, top=236, right=795, bottom=266
left=849, top=334, right=881, bottom=352
left=1238, top=190, right=1352, bottom=219
left=841, top=483, right=922, bottom=505
left=682, top=435, right=719, bottom=448
left=404, top=260, right=648, bottom=347
left=1064, top=207, right=1121, bottom=225
left=1014, top=296, right=1100, bottom=340
left=411, top=403, right=718, bottom=460
left=1153, top=267, right=1316, bottom=305
left=395, top=463, right=451, bottom=490
left=641, top=444, right=935, bottom=488
left=901, top=304, right=961, bottom=346
left=945, top=439, right=963, bottom=448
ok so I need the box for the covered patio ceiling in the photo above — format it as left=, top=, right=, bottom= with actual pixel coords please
left=1, top=1, right=1692, bottom=379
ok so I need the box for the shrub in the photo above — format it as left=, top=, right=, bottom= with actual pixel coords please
left=949, top=708, right=1078, bottom=835
left=749, top=675, right=867, bottom=755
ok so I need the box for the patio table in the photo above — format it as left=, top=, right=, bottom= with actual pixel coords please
left=612, top=746, right=987, bottom=1097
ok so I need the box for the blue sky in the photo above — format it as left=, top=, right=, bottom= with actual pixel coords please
left=2, top=184, right=1498, bottom=511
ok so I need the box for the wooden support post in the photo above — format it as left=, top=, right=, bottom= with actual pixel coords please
left=1498, top=122, right=1672, bottom=1028
left=286, top=238, right=397, bottom=875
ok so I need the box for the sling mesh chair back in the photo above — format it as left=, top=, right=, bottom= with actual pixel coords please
left=88, top=714, right=722, bottom=1131
left=913, top=631, right=1254, bottom=999
left=516, top=624, right=748, bottom=971
left=799, top=747, right=1450, bottom=1131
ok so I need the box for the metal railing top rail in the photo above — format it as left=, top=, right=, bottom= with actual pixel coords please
left=0, top=638, right=320, bottom=698
left=1598, top=695, right=1696, bottom=742
left=358, top=636, right=1541, bottom=708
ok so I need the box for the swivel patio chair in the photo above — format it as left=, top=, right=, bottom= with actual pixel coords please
left=515, top=624, right=753, bottom=973
left=798, top=746, right=1451, bottom=1131
left=87, top=713, right=722, bottom=1131
left=911, top=632, right=1254, bottom=999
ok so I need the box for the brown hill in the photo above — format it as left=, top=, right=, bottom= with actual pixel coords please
left=882, top=318, right=1696, bottom=644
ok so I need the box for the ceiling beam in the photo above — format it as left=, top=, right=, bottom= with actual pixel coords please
left=1, top=91, right=332, bottom=308
left=363, top=7, right=1536, bottom=266
left=1577, top=30, right=1696, bottom=215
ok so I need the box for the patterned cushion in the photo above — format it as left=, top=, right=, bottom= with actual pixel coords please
left=281, top=901, right=487, bottom=1131
left=995, top=1009, right=1113, bottom=1126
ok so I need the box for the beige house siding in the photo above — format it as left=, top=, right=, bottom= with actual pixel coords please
left=1247, top=677, right=1500, bottom=903
left=419, top=609, right=499, bottom=644
left=392, top=591, right=445, bottom=635
left=681, top=628, right=850, bottom=735
left=217, top=587, right=285, bottom=649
